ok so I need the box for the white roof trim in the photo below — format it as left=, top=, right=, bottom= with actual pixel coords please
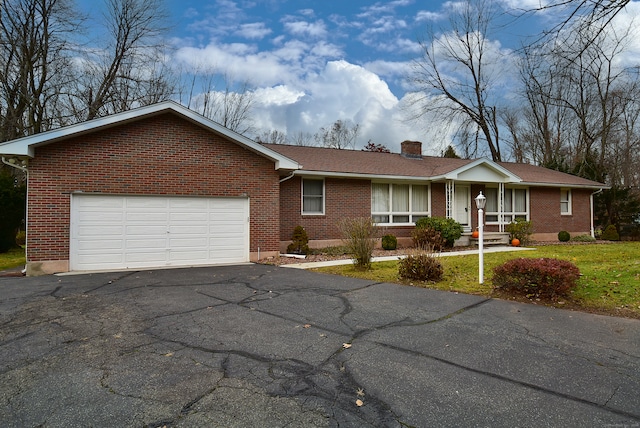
left=0, top=101, right=300, bottom=170
left=434, top=158, right=522, bottom=182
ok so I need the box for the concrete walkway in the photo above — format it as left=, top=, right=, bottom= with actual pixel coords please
left=282, top=245, right=535, bottom=269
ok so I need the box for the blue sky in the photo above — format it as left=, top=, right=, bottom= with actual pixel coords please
left=78, top=0, right=640, bottom=155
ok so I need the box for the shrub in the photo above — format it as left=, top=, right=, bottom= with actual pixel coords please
left=505, top=219, right=533, bottom=246
left=339, top=217, right=379, bottom=270
left=286, top=226, right=309, bottom=255
left=412, top=226, right=446, bottom=251
left=492, top=258, right=580, bottom=299
left=571, top=234, right=596, bottom=242
left=620, top=224, right=640, bottom=241
left=600, top=224, right=620, bottom=241
left=414, top=217, right=462, bottom=247
left=381, top=234, right=397, bottom=250
left=398, top=249, right=443, bottom=282
left=15, top=230, right=26, bottom=246
left=557, top=230, right=570, bottom=242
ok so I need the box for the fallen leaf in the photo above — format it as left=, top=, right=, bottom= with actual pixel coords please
left=356, top=399, right=364, bottom=407
left=164, top=352, right=173, bottom=357
left=303, top=324, right=311, bottom=328
left=356, top=388, right=365, bottom=397
left=343, top=343, right=352, bottom=349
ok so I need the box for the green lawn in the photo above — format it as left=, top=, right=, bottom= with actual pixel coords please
left=313, top=242, right=640, bottom=319
left=0, top=247, right=26, bottom=271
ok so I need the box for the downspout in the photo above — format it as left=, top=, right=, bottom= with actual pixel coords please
left=590, top=188, right=604, bottom=238
left=2, top=157, right=29, bottom=274
left=279, top=170, right=296, bottom=183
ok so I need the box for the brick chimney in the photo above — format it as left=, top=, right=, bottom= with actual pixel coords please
left=400, top=140, right=422, bottom=159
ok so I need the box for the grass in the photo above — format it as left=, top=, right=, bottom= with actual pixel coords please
left=0, top=247, right=26, bottom=271
left=313, top=242, right=640, bottom=319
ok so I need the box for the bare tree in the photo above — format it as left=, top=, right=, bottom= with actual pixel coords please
left=178, top=67, right=256, bottom=135
left=533, top=0, right=631, bottom=47
left=314, top=119, right=360, bottom=149
left=407, top=0, right=504, bottom=161
left=256, top=130, right=288, bottom=145
left=0, top=0, right=80, bottom=141
left=288, top=130, right=315, bottom=146
left=68, top=0, right=171, bottom=121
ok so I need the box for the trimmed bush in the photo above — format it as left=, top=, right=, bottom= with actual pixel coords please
left=398, top=249, right=443, bottom=282
left=571, top=234, right=596, bottom=242
left=414, top=217, right=462, bottom=247
left=339, top=217, right=379, bottom=270
left=287, top=226, right=309, bottom=255
left=381, top=234, right=397, bottom=250
left=492, top=258, right=580, bottom=299
left=412, top=226, right=446, bottom=251
left=558, top=230, right=570, bottom=242
left=505, top=219, right=533, bottom=246
left=601, top=224, right=620, bottom=241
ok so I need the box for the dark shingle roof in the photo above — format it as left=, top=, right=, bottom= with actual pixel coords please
left=264, top=144, right=605, bottom=188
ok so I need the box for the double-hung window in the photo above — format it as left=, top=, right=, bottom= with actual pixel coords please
left=560, top=189, right=572, bottom=215
left=485, top=187, right=528, bottom=223
left=372, top=183, right=429, bottom=224
left=504, top=188, right=528, bottom=222
left=302, top=178, right=324, bottom=215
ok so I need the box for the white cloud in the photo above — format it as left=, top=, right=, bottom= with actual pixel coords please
left=416, top=10, right=445, bottom=22
left=282, top=20, right=328, bottom=38
left=236, top=22, right=272, bottom=39
left=248, top=60, right=427, bottom=152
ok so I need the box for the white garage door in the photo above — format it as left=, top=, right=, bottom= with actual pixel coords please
left=70, top=194, right=249, bottom=271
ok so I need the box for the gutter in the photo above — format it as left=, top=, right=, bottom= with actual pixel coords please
left=2, top=157, right=28, bottom=275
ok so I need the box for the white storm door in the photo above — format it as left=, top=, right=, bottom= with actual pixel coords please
left=454, top=186, right=470, bottom=229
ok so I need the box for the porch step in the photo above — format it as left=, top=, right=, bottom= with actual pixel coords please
left=469, top=232, right=510, bottom=246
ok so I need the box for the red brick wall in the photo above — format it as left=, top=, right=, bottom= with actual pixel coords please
left=431, top=183, right=446, bottom=217
left=529, top=187, right=592, bottom=234
left=280, top=176, right=371, bottom=241
left=279, top=177, right=594, bottom=246
left=27, top=113, right=280, bottom=262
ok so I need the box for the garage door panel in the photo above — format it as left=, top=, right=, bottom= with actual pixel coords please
left=168, top=225, right=208, bottom=235
left=125, top=250, right=168, bottom=263
left=125, top=238, right=167, bottom=249
left=126, top=198, right=168, bottom=209
left=77, top=225, right=124, bottom=236
left=77, top=253, right=124, bottom=265
left=76, top=240, right=123, bottom=251
left=126, top=212, right=168, bottom=222
left=169, top=212, right=209, bottom=222
left=71, top=195, right=249, bottom=271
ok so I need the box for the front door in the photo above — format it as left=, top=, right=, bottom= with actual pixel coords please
left=454, top=185, right=471, bottom=230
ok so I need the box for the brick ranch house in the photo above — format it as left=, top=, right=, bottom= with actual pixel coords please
left=0, top=102, right=605, bottom=275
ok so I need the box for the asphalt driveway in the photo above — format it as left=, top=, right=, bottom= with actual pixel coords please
left=1, top=264, right=639, bottom=427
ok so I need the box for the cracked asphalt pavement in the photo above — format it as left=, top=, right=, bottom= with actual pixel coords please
left=1, top=264, right=639, bottom=427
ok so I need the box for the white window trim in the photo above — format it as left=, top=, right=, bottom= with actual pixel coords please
left=485, top=186, right=529, bottom=225
left=371, top=182, right=431, bottom=225
left=301, top=178, right=325, bottom=215
left=561, top=188, right=572, bottom=215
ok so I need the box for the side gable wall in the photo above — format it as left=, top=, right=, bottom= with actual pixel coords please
left=27, top=113, right=280, bottom=266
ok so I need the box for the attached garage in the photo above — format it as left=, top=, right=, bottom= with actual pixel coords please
left=70, top=194, right=249, bottom=271
left=0, top=101, right=300, bottom=275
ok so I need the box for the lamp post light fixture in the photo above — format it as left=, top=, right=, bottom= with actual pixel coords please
left=475, top=191, right=486, bottom=284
